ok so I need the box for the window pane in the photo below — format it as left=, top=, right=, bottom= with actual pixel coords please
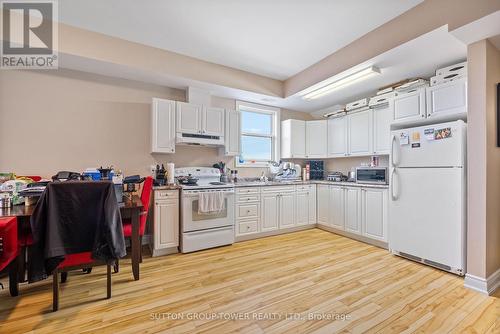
left=241, top=111, right=272, bottom=135
left=241, top=135, right=272, bottom=161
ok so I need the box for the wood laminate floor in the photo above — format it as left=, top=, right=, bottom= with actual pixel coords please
left=0, top=229, right=498, bottom=333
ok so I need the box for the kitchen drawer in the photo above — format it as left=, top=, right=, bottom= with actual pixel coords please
left=237, top=219, right=259, bottom=235
left=237, top=194, right=261, bottom=203
left=236, top=187, right=261, bottom=194
left=155, top=189, right=179, bottom=199
left=296, top=184, right=315, bottom=192
left=261, top=185, right=295, bottom=193
left=237, top=203, right=260, bottom=219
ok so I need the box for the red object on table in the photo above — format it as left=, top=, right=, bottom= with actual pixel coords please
left=0, top=217, right=19, bottom=296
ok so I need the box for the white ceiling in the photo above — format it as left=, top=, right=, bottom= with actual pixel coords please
left=59, top=26, right=467, bottom=113
left=58, top=0, right=424, bottom=80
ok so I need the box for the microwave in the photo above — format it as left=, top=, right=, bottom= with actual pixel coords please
left=355, top=167, right=388, bottom=185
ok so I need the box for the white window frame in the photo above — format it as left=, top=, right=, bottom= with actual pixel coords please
left=236, top=101, right=280, bottom=167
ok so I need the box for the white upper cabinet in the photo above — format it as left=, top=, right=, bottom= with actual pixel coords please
left=347, top=109, right=372, bottom=156
left=361, top=188, right=388, bottom=242
left=327, top=115, right=347, bottom=158
left=203, top=106, right=225, bottom=136
left=372, top=100, right=394, bottom=155
left=306, top=120, right=328, bottom=158
left=222, top=109, right=240, bottom=156
left=393, top=87, right=426, bottom=124
left=176, top=101, right=202, bottom=134
left=281, top=119, right=326, bottom=159
left=281, top=119, right=306, bottom=159
left=426, top=78, right=467, bottom=119
left=176, top=102, right=224, bottom=137
left=151, top=98, right=176, bottom=154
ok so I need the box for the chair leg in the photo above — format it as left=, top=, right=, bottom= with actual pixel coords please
left=61, top=272, right=68, bottom=283
left=113, top=260, right=119, bottom=273
left=9, top=258, right=19, bottom=297
left=106, top=265, right=111, bottom=299
left=53, top=271, right=59, bottom=312
left=139, top=236, right=143, bottom=263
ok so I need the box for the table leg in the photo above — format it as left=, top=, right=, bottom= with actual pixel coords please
left=131, top=209, right=140, bottom=281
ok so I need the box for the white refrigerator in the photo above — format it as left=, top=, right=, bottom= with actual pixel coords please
left=389, top=120, right=466, bottom=275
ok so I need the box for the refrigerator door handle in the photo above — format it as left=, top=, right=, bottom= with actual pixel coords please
left=390, top=135, right=398, bottom=167
left=391, top=168, right=398, bottom=201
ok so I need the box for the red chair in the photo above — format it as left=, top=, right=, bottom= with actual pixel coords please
left=53, top=253, right=111, bottom=311
left=120, top=177, right=153, bottom=267
left=0, top=217, right=19, bottom=296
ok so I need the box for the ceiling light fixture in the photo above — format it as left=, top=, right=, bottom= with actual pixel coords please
left=301, top=66, right=380, bottom=100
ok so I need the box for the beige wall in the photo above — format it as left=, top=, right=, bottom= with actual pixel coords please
left=466, top=38, right=500, bottom=279
left=0, top=69, right=310, bottom=179
left=484, top=39, right=500, bottom=277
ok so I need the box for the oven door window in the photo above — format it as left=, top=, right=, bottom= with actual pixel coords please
left=192, top=199, right=228, bottom=221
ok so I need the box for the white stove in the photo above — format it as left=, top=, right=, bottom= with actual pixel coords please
left=175, top=167, right=234, bottom=190
left=175, top=167, right=235, bottom=253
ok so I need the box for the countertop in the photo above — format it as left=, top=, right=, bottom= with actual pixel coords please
left=153, top=185, right=182, bottom=190
left=233, top=180, right=389, bottom=189
left=153, top=180, right=389, bottom=190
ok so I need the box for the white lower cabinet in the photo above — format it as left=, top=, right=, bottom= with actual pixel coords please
left=361, top=188, right=388, bottom=242
left=236, top=185, right=316, bottom=238
left=261, top=193, right=280, bottom=232
left=316, top=184, right=388, bottom=244
left=279, top=192, right=296, bottom=228
left=152, top=190, right=179, bottom=256
left=345, top=187, right=361, bottom=234
left=317, top=185, right=330, bottom=226
left=295, top=185, right=316, bottom=226
left=330, top=186, right=345, bottom=230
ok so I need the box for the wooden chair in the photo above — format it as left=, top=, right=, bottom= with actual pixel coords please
left=52, top=253, right=112, bottom=311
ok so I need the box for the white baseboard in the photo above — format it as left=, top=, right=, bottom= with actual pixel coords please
left=464, top=267, right=500, bottom=295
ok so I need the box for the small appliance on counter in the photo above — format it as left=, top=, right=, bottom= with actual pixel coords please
left=307, top=160, right=324, bottom=180
left=154, top=164, right=167, bottom=186
left=0, top=191, right=12, bottom=208
left=275, top=162, right=301, bottom=181
left=326, top=172, right=347, bottom=182
left=355, top=167, right=388, bottom=185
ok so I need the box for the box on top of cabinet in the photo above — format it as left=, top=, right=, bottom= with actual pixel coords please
left=346, top=98, right=368, bottom=111
left=435, top=61, right=467, bottom=77
left=369, top=92, right=396, bottom=108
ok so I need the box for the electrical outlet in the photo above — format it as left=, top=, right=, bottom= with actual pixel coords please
left=150, top=165, right=156, bottom=176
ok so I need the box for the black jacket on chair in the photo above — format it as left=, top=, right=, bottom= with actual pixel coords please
left=29, top=181, right=126, bottom=282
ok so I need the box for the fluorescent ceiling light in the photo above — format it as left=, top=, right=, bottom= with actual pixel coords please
left=301, top=66, right=380, bottom=100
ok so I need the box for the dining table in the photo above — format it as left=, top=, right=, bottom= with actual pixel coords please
left=0, top=194, right=144, bottom=284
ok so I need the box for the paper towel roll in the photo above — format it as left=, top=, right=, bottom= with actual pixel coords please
left=167, top=163, right=175, bottom=185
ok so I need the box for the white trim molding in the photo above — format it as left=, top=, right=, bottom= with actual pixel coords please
left=464, top=268, right=500, bottom=295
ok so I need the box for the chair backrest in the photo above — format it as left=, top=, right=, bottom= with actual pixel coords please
left=31, top=182, right=124, bottom=258
left=141, top=176, right=154, bottom=210
left=0, top=217, right=18, bottom=272
left=139, top=177, right=153, bottom=235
